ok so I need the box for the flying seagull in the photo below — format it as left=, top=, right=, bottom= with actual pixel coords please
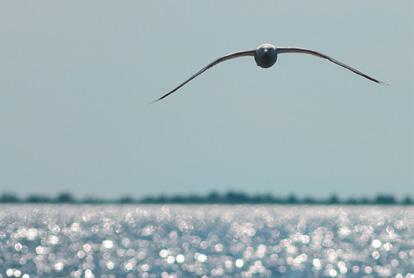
left=154, top=43, right=384, bottom=102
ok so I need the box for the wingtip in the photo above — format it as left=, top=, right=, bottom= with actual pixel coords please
left=149, top=98, right=161, bottom=104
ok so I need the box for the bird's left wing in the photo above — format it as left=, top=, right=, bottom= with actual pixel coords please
left=153, top=50, right=255, bottom=102
left=277, top=47, right=385, bottom=84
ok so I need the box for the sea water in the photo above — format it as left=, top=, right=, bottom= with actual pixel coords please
left=0, top=205, right=413, bottom=277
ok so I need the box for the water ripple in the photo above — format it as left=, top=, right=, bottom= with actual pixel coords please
left=0, top=205, right=413, bottom=277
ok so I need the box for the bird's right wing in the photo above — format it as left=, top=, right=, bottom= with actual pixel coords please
left=277, top=47, right=385, bottom=84
left=153, top=49, right=255, bottom=102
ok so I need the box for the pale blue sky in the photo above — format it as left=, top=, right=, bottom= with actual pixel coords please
left=0, top=1, right=413, bottom=198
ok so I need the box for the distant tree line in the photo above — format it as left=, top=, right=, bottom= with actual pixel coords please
left=0, top=191, right=412, bottom=205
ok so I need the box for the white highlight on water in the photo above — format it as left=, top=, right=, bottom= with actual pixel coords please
left=0, top=205, right=413, bottom=277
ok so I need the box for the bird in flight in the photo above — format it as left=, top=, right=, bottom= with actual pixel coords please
left=154, top=43, right=384, bottom=102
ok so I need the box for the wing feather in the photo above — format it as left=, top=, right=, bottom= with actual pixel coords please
left=153, top=50, right=255, bottom=102
left=277, top=47, right=384, bottom=84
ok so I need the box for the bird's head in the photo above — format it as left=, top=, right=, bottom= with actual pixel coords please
left=255, top=43, right=277, bottom=68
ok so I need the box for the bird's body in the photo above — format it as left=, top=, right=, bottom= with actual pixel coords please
left=154, top=43, right=384, bottom=102
left=254, top=43, right=277, bottom=68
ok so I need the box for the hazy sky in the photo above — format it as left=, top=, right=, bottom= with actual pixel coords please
left=0, top=1, right=413, bottom=198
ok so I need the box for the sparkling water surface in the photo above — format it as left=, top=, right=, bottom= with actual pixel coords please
left=0, top=205, right=413, bottom=277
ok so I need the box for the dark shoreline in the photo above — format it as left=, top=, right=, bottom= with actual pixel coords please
left=0, top=191, right=412, bottom=205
